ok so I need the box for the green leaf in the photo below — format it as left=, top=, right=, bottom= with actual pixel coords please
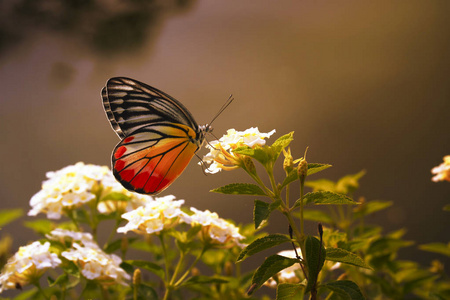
left=253, top=199, right=281, bottom=229
left=271, top=132, right=294, bottom=150
left=281, top=163, right=332, bottom=188
left=304, top=179, right=337, bottom=193
left=104, top=237, right=138, bottom=254
left=0, top=208, right=23, bottom=228
left=307, top=163, right=332, bottom=176
left=72, top=209, right=90, bottom=224
left=325, top=248, right=372, bottom=269
left=100, top=192, right=131, bottom=202
left=276, top=283, right=305, bottom=300
left=300, top=191, right=357, bottom=206
left=23, top=219, right=55, bottom=235
left=211, top=183, right=267, bottom=196
left=186, top=224, right=203, bottom=240
left=237, top=234, right=292, bottom=262
left=419, top=243, right=450, bottom=257
left=353, top=200, right=393, bottom=218
left=443, top=204, right=450, bottom=212
left=233, top=146, right=270, bottom=165
left=13, top=288, right=38, bottom=300
left=305, top=236, right=326, bottom=293
left=130, top=240, right=153, bottom=252
left=322, top=280, right=365, bottom=300
left=48, top=273, right=69, bottom=287
left=268, top=132, right=294, bottom=162
left=119, top=261, right=134, bottom=274
left=254, top=200, right=270, bottom=230
left=126, top=260, right=165, bottom=279
left=182, top=275, right=229, bottom=286
left=335, top=170, right=366, bottom=194
left=299, top=209, right=333, bottom=224
left=136, top=283, right=158, bottom=300
left=367, top=237, right=414, bottom=255
left=249, top=255, right=299, bottom=294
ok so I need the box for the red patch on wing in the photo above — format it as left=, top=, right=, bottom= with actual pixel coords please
left=115, top=160, right=125, bottom=171
left=131, top=172, right=150, bottom=189
left=120, top=169, right=135, bottom=182
left=115, top=146, right=127, bottom=159
left=123, top=136, right=134, bottom=143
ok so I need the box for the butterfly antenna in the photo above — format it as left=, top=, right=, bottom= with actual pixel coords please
left=208, top=94, right=234, bottom=127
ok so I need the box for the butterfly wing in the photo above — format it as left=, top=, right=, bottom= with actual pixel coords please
left=102, top=77, right=199, bottom=139
left=112, top=122, right=200, bottom=195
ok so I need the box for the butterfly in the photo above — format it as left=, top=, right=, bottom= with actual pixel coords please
left=102, top=77, right=232, bottom=195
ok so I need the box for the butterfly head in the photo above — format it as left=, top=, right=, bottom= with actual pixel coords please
left=196, top=124, right=213, bottom=147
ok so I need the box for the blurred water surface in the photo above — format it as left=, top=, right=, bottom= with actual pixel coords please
left=0, top=0, right=449, bottom=269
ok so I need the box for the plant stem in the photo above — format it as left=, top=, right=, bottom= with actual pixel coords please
left=159, top=233, right=172, bottom=300
left=247, top=170, right=276, bottom=199
left=66, top=209, right=80, bottom=231
left=103, top=219, right=121, bottom=251
left=158, top=233, right=170, bottom=283
left=34, top=280, right=49, bottom=300
left=286, top=184, right=290, bottom=209
left=299, top=182, right=305, bottom=236
left=174, top=246, right=208, bottom=287
left=169, top=252, right=185, bottom=286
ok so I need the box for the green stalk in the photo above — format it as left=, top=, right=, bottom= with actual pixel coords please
left=158, top=233, right=170, bottom=282
left=33, top=280, right=49, bottom=300
left=158, top=233, right=171, bottom=300
left=169, top=252, right=185, bottom=286
left=174, top=245, right=208, bottom=287
left=103, top=219, right=121, bottom=251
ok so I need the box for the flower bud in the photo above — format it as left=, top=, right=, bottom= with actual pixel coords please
left=318, top=223, right=323, bottom=238
left=283, top=148, right=294, bottom=174
left=191, top=267, right=200, bottom=277
left=297, top=158, right=308, bottom=184
left=133, top=268, right=141, bottom=286
left=243, top=157, right=256, bottom=175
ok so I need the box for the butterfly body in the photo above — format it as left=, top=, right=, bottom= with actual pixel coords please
left=102, top=77, right=211, bottom=195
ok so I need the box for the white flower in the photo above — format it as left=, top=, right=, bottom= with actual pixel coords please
left=97, top=192, right=154, bottom=215
left=181, top=207, right=245, bottom=247
left=45, top=228, right=99, bottom=249
left=0, top=241, right=61, bottom=292
left=431, top=155, right=450, bottom=182
left=62, top=243, right=130, bottom=286
left=201, top=127, right=276, bottom=174
left=117, top=195, right=186, bottom=235
left=28, top=162, right=144, bottom=219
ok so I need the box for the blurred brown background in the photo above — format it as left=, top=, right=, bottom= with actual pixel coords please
left=1, top=0, right=449, bottom=267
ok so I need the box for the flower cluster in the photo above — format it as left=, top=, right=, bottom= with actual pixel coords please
left=97, top=192, right=154, bottom=215
left=28, top=162, right=153, bottom=219
left=431, top=155, right=450, bottom=182
left=48, top=229, right=130, bottom=286
left=117, top=195, right=186, bottom=235
left=181, top=207, right=245, bottom=247
left=202, top=127, right=276, bottom=174
left=46, top=228, right=97, bottom=248
left=0, top=241, right=61, bottom=292
left=62, top=242, right=130, bottom=286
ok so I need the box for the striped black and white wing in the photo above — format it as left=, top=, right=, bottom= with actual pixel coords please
left=102, top=77, right=199, bottom=139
